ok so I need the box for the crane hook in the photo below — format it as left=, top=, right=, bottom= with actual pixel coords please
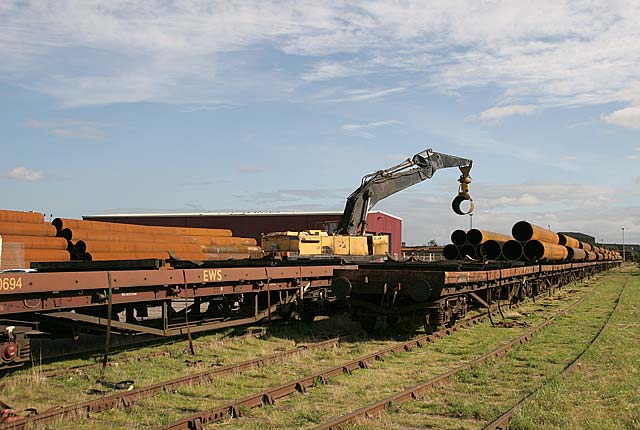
left=452, top=164, right=474, bottom=215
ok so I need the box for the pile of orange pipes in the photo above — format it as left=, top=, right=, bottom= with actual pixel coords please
left=443, top=228, right=513, bottom=261
left=52, top=218, right=263, bottom=262
left=443, top=221, right=621, bottom=263
left=0, top=210, right=71, bottom=269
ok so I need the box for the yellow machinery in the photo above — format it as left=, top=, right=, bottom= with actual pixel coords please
left=262, top=230, right=388, bottom=257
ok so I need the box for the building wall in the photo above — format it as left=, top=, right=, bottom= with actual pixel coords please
left=84, top=211, right=403, bottom=256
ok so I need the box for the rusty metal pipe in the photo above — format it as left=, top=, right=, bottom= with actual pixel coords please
left=523, top=240, right=568, bottom=261
left=0, top=247, right=71, bottom=269
left=189, top=237, right=258, bottom=247
left=480, top=240, right=505, bottom=260
left=75, top=240, right=203, bottom=254
left=0, top=235, right=69, bottom=250
left=0, top=221, right=57, bottom=237
left=53, top=218, right=232, bottom=237
left=466, top=229, right=512, bottom=245
left=86, top=251, right=252, bottom=261
left=0, top=210, right=44, bottom=224
left=558, top=233, right=580, bottom=248
left=201, top=245, right=263, bottom=254
left=460, top=244, right=479, bottom=259
left=512, top=221, right=559, bottom=244
left=443, top=244, right=460, bottom=260
left=566, top=246, right=586, bottom=261
left=60, top=229, right=199, bottom=243
left=450, top=230, right=467, bottom=246
left=502, top=240, right=524, bottom=261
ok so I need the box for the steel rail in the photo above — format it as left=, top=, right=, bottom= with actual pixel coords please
left=161, top=316, right=488, bottom=430
left=34, top=328, right=267, bottom=379
left=481, top=277, right=629, bottom=430
left=311, top=279, right=600, bottom=430
left=0, top=337, right=343, bottom=430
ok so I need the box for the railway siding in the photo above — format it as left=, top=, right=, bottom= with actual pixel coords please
left=153, top=271, right=606, bottom=430
left=199, top=269, right=617, bottom=430
left=326, top=267, right=634, bottom=430
left=0, top=315, right=361, bottom=422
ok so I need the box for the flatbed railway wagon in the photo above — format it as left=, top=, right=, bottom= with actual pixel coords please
left=330, top=260, right=621, bottom=332
left=0, top=259, right=355, bottom=371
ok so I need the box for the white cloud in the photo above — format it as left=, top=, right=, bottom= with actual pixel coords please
left=342, top=120, right=400, bottom=132
left=0, top=0, right=639, bottom=114
left=328, top=87, right=406, bottom=103
left=302, top=62, right=358, bottom=82
left=3, top=166, right=43, bottom=181
left=24, top=119, right=105, bottom=140
left=341, top=119, right=401, bottom=138
left=472, top=183, right=619, bottom=211
left=479, top=104, right=537, bottom=121
left=481, top=193, right=543, bottom=209
left=602, top=106, right=640, bottom=129
left=629, top=154, right=639, bottom=160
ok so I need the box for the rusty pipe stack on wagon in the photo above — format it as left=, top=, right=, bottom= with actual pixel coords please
left=52, top=218, right=263, bottom=262
left=443, top=228, right=514, bottom=261
left=508, top=221, right=621, bottom=262
left=467, top=229, right=512, bottom=260
left=0, top=210, right=71, bottom=269
left=511, top=221, right=568, bottom=262
left=443, top=221, right=622, bottom=264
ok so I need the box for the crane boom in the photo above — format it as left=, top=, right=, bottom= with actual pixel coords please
left=335, top=149, right=473, bottom=236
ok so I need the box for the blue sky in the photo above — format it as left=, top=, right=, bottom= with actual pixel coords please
left=1, top=1, right=639, bottom=245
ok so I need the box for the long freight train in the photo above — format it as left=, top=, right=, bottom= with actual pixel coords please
left=0, top=255, right=620, bottom=372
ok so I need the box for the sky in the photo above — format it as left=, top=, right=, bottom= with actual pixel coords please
left=1, top=1, right=639, bottom=246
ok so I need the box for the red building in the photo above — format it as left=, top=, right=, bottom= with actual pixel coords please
left=84, top=211, right=403, bottom=256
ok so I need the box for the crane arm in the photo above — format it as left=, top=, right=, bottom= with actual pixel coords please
left=335, top=149, right=473, bottom=236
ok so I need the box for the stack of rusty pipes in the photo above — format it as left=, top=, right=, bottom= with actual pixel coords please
left=506, top=221, right=620, bottom=262
left=0, top=210, right=71, bottom=269
left=443, top=228, right=513, bottom=261
left=443, top=222, right=621, bottom=263
left=53, top=218, right=262, bottom=261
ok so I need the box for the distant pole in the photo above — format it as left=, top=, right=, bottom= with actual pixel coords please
left=548, top=224, right=551, bottom=231
left=469, top=213, right=473, bottom=229
left=622, top=227, right=625, bottom=262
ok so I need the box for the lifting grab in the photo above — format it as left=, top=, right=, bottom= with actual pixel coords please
left=452, top=163, right=474, bottom=215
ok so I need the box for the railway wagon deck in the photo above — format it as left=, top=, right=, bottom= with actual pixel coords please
left=0, top=259, right=355, bottom=371
left=332, top=260, right=619, bottom=332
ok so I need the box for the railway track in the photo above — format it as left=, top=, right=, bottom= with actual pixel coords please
left=24, top=326, right=269, bottom=380
left=149, top=272, right=603, bottom=430
left=161, top=316, right=489, bottom=430
left=481, top=276, right=629, bottom=430
left=310, top=273, right=626, bottom=430
left=0, top=336, right=343, bottom=429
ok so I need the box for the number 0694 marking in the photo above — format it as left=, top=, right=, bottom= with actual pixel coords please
left=1, top=277, right=22, bottom=291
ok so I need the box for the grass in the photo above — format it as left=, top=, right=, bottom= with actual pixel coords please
left=0, top=314, right=364, bottom=414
